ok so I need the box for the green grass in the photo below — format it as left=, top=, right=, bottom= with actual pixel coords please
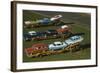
left=23, top=10, right=91, bottom=62
left=23, top=10, right=49, bottom=21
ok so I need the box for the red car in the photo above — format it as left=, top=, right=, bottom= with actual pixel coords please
left=25, top=43, right=48, bottom=57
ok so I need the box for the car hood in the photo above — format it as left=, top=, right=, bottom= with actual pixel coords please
left=65, top=39, right=73, bottom=44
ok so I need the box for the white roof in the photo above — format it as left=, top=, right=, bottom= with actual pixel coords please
left=54, top=41, right=62, bottom=44
left=61, top=25, right=68, bottom=29
left=57, top=15, right=62, bottom=18
left=50, top=15, right=62, bottom=21
left=28, top=31, right=36, bottom=34
left=24, top=21, right=32, bottom=24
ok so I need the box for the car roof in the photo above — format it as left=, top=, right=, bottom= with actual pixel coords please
left=65, top=36, right=81, bottom=42
left=61, top=25, right=68, bottom=29
left=28, top=31, right=36, bottom=34
left=70, top=36, right=80, bottom=39
left=32, top=43, right=48, bottom=47
left=54, top=41, right=62, bottom=44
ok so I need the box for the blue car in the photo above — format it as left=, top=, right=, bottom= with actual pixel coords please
left=65, top=35, right=84, bottom=45
left=37, top=18, right=51, bottom=25
left=48, top=35, right=84, bottom=51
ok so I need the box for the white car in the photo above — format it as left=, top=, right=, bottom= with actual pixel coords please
left=50, top=15, right=62, bottom=21
left=49, top=35, right=84, bottom=51
left=65, top=35, right=84, bottom=45
left=49, top=41, right=67, bottom=51
left=28, top=31, right=37, bottom=36
left=24, top=21, right=32, bottom=25
left=61, top=25, right=68, bottom=29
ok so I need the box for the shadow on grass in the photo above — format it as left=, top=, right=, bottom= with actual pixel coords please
left=72, top=43, right=90, bottom=52
left=80, top=43, right=90, bottom=49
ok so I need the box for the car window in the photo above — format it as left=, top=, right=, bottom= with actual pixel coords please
left=75, top=36, right=80, bottom=40
left=57, top=44, right=61, bottom=45
left=70, top=36, right=80, bottom=41
left=53, top=44, right=56, bottom=46
left=70, top=37, right=74, bottom=41
left=53, top=43, right=61, bottom=46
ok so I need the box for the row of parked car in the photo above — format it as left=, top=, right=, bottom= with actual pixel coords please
left=24, top=30, right=58, bottom=41
left=25, top=35, right=84, bottom=57
left=24, top=15, right=64, bottom=28
left=23, top=26, right=72, bottom=41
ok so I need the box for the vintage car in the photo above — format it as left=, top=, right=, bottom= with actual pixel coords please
left=24, top=21, right=38, bottom=25
left=48, top=41, right=67, bottom=51
left=50, top=15, right=62, bottom=21
left=24, top=18, right=50, bottom=28
left=25, top=15, right=62, bottom=24
left=48, top=35, right=83, bottom=51
left=33, top=32, right=47, bottom=40
left=25, top=43, right=48, bottom=56
left=45, top=29, right=58, bottom=36
left=24, top=31, right=38, bottom=41
left=56, top=25, right=73, bottom=34
left=64, top=35, right=84, bottom=45
left=28, top=31, right=37, bottom=36
left=23, top=33, right=33, bottom=41
left=24, top=15, right=64, bottom=28
left=36, top=18, right=51, bottom=25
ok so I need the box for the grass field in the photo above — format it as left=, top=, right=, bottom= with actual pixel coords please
left=23, top=10, right=91, bottom=62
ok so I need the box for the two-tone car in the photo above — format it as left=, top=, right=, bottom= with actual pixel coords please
left=48, top=41, right=67, bottom=51
left=48, top=35, right=83, bottom=50
left=64, top=35, right=84, bottom=45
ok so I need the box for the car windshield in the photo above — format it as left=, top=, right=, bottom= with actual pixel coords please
left=53, top=43, right=56, bottom=46
left=64, top=42, right=68, bottom=45
left=70, top=36, right=80, bottom=41
left=53, top=42, right=63, bottom=46
left=69, top=37, right=74, bottom=41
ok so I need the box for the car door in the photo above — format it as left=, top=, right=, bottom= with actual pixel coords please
left=56, top=43, right=63, bottom=50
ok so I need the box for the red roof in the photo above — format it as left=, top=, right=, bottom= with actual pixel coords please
left=25, top=48, right=33, bottom=54
left=32, top=43, right=48, bottom=50
left=57, top=28, right=69, bottom=33
left=25, top=43, right=48, bottom=55
left=32, top=43, right=48, bottom=47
